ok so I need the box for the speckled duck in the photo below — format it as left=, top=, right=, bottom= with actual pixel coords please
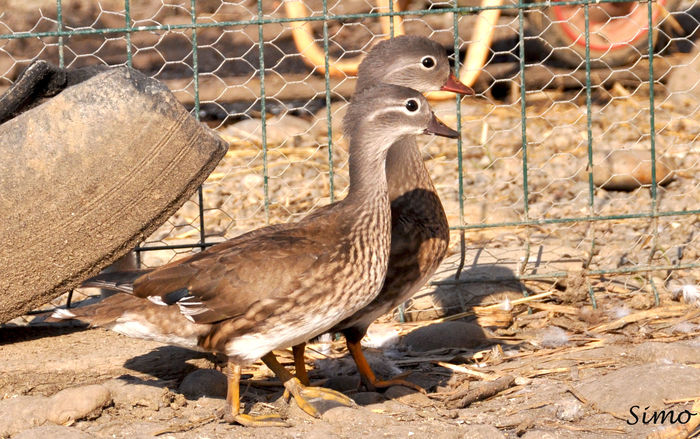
left=53, top=83, right=459, bottom=426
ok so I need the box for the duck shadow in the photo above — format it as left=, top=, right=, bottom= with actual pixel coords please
left=0, top=323, right=87, bottom=346
left=407, top=246, right=537, bottom=329
left=120, top=347, right=273, bottom=402
left=121, top=345, right=222, bottom=383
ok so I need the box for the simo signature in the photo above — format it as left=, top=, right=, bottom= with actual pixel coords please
left=627, top=406, right=698, bottom=425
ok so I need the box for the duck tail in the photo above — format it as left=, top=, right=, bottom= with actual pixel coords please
left=81, top=269, right=151, bottom=294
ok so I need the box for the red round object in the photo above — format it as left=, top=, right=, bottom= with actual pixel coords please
left=551, top=1, right=666, bottom=52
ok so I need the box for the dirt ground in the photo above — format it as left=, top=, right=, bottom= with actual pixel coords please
left=5, top=291, right=700, bottom=439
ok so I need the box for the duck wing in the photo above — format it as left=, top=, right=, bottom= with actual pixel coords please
left=131, top=230, right=331, bottom=324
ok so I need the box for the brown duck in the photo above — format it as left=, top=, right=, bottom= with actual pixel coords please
left=52, top=83, right=459, bottom=426
left=289, top=36, right=473, bottom=392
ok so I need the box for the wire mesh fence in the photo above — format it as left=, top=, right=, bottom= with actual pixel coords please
left=1, top=0, right=698, bottom=321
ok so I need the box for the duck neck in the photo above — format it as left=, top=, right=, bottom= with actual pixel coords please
left=346, top=137, right=392, bottom=204
left=385, top=136, right=435, bottom=202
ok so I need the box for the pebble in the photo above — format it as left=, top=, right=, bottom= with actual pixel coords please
left=629, top=293, right=655, bottom=310
left=590, top=149, right=674, bottom=191
left=352, top=391, right=386, bottom=406
left=404, top=281, right=525, bottom=322
left=178, top=368, right=228, bottom=399
left=46, top=384, right=112, bottom=425
left=103, top=378, right=165, bottom=410
left=400, top=321, right=488, bottom=351
left=384, top=386, right=434, bottom=408
left=322, top=375, right=361, bottom=393
left=314, top=349, right=401, bottom=379
left=555, top=397, right=584, bottom=422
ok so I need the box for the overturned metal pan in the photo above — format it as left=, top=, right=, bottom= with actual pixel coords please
left=0, top=63, right=228, bottom=323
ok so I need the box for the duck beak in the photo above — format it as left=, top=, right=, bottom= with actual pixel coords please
left=424, top=112, right=459, bottom=139
left=440, top=71, right=474, bottom=95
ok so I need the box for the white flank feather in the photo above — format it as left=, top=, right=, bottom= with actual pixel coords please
left=147, top=296, right=167, bottom=306
left=51, top=308, right=76, bottom=319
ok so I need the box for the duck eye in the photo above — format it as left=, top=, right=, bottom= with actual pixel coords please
left=421, top=56, right=435, bottom=68
left=405, top=99, right=419, bottom=112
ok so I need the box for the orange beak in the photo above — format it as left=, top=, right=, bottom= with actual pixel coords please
left=440, top=71, right=474, bottom=95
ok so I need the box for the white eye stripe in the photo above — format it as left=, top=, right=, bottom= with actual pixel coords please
left=365, top=102, right=421, bottom=122
left=383, top=62, right=407, bottom=78
left=382, top=55, right=437, bottom=76
left=366, top=106, right=399, bottom=122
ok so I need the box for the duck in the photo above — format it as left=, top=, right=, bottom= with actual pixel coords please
left=289, top=35, right=473, bottom=393
left=51, top=83, right=459, bottom=426
left=74, top=35, right=471, bottom=399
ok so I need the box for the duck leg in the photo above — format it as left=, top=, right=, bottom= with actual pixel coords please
left=345, top=331, right=426, bottom=394
left=292, top=343, right=311, bottom=386
left=223, top=360, right=288, bottom=427
left=262, top=352, right=356, bottom=417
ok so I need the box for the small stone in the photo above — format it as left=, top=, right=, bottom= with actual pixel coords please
left=441, top=409, right=459, bottom=419
left=322, top=375, right=361, bottom=392
left=589, top=150, right=674, bottom=191
left=630, top=293, right=655, bottom=310
left=46, top=384, right=112, bottom=425
left=102, top=379, right=164, bottom=410
left=169, top=392, right=187, bottom=409
left=352, top=391, right=386, bottom=406
left=384, top=386, right=433, bottom=408
left=556, top=398, right=584, bottom=421
left=514, top=376, right=532, bottom=386
left=460, top=424, right=505, bottom=439
left=178, top=369, right=228, bottom=399
left=0, top=388, right=108, bottom=437
left=400, top=321, right=488, bottom=351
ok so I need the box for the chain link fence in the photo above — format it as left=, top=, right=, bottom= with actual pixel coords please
left=1, top=0, right=698, bottom=321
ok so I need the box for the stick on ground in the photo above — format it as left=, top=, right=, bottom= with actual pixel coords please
left=446, top=375, right=516, bottom=409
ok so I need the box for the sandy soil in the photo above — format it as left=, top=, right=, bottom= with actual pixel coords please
left=5, top=294, right=700, bottom=439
